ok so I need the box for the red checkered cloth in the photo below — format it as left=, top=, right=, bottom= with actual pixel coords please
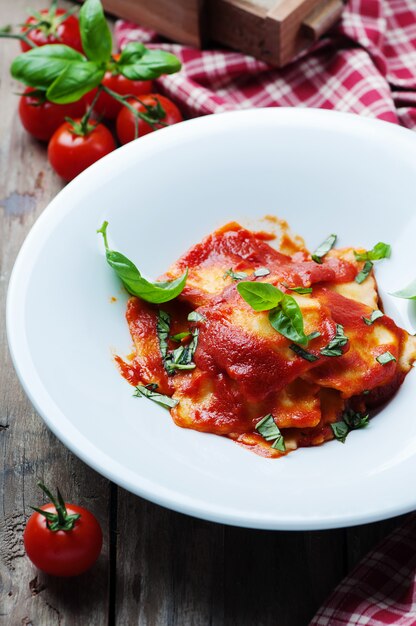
left=114, top=0, right=416, bottom=129
left=309, top=514, right=416, bottom=625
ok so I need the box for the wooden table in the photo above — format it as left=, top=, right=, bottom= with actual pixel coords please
left=0, top=2, right=407, bottom=624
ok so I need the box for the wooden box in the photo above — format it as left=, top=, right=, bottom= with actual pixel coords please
left=102, top=0, right=344, bottom=67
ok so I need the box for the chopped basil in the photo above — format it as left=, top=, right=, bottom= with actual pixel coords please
left=354, top=242, right=391, bottom=262
left=331, top=421, right=349, bottom=443
left=307, top=331, right=321, bottom=340
left=133, top=384, right=178, bottom=408
left=254, top=267, right=270, bottom=278
left=287, top=286, right=313, bottom=294
left=320, top=324, right=348, bottom=356
left=188, top=311, right=205, bottom=322
left=331, top=409, right=369, bottom=443
left=391, top=278, right=416, bottom=300
left=238, top=282, right=308, bottom=345
left=376, top=351, right=396, bottom=365
left=355, top=260, right=373, bottom=284
left=362, top=310, right=384, bottom=325
left=170, top=332, right=191, bottom=342
left=289, top=344, right=319, bottom=362
left=97, top=221, right=187, bottom=303
left=223, top=268, right=248, bottom=281
left=156, top=310, right=171, bottom=359
left=255, top=414, right=286, bottom=451
left=311, top=234, right=337, bottom=264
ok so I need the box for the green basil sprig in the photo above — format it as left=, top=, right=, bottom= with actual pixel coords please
left=311, top=234, right=337, bottom=264
left=390, top=278, right=416, bottom=300
left=10, top=0, right=181, bottom=104
left=237, top=282, right=308, bottom=345
left=331, top=409, right=369, bottom=443
left=354, top=242, right=391, bottom=262
left=97, top=221, right=187, bottom=304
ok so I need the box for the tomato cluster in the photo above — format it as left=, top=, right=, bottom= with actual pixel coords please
left=14, top=10, right=183, bottom=182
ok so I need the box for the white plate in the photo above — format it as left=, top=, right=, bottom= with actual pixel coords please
left=7, top=109, right=416, bottom=530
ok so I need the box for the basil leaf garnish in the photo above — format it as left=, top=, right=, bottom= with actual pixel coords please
left=269, top=295, right=308, bottom=345
left=79, top=0, right=112, bottom=64
left=331, top=409, right=369, bottom=443
left=47, top=61, right=105, bottom=103
left=255, top=414, right=286, bottom=451
left=287, top=286, right=312, bottom=294
left=391, top=278, right=416, bottom=300
left=355, top=260, right=373, bottom=284
left=320, top=324, right=348, bottom=356
left=354, top=242, right=391, bottom=262
left=134, top=384, right=178, bottom=408
left=311, top=234, right=337, bottom=264
left=237, top=282, right=282, bottom=311
left=97, top=221, right=187, bottom=303
left=117, top=42, right=181, bottom=80
left=223, top=268, right=248, bottom=281
left=157, top=310, right=170, bottom=360
left=188, top=311, right=205, bottom=322
left=362, top=310, right=384, bottom=325
left=254, top=267, right=270, bottom=278
left=376, top=351, right=396, bottom=365
left=289, top=344, right=319, bottom=362
left=170, top=332, right=191, bottom=342
left=165, top=329, right=199, bottom=373
left=11, top=44, right=85, bottom=88
left=307, top=331, right=321, bottom=340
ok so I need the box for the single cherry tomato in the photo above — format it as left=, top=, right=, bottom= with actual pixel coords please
left=20, top=7, right=83, bottom=53
left=24, top=483, right=102, bottom=577
left=85, top=55, right=153, bottom=120
left=18, top=88, right=86, bottom=142
left=116, top=94, right=183, bottom=145
left=48, top=119, right=116, bottom=182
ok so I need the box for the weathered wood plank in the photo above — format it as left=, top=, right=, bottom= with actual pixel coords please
left=0, top=2, right=111, bottom=624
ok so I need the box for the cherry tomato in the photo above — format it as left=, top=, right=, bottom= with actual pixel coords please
left=21, top=8, right=83, bottom=53
left=85, top=55, right=153, bottom=120
left=48, top=120, right=116, bottom=182
left=116, top=94, right=183, bottom=144
left=24, top=484, right=102, bottom=577
left=18, top=88, right=86, bottom=142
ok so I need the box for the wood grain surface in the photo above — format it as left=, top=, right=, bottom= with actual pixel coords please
left=0, top=2, right=407, bottom=624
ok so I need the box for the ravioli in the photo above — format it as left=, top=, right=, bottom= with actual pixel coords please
left=117, top=221, right=416, bottom=457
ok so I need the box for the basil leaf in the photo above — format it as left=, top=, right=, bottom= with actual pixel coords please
left=269, top=295, right=307, bottom=345
left=311, top=234, right=337, bottom=264
left=97, top=221, right=187, bottom=303
left=188, top=311, right=205, bottom=322
left=331, top=421, right=349, bottom=443
left=11, top=44, right=85, bottom=88
left=254, top=267, right=270, bottom=278
left=79, top=0, right=112, bottom=63
left=165, top=329, right=199, bottom=373
left=354, top=242, right=391, bottom=262
left=343, top=410, right=369, bottom=430
left=134, top=384, right=178, bottom=408
left=391, top=278, right=416, bottom=300
left=118, top=47, right=182, bottom=81
left=47, top=61, right=105, bottom=103
left=170, top=332, right=191, bottom=342
left=223, top=268, right=248, bottom=281
left=376, top=351, right=396, bottom=365
left=362, top=310, right=384, bottom=326
left=255, top=415, right=286, bottom=451
left=307, top=331, right=321, bottom=340
left=237, top=282, right=282, bottom=311
left=320, top=324, right=348, bottom=357
left=289, top=344, right=319, bottom=362
left=355, top=260, right=373, bottom=284
left=156, top=310, right=170, bottom=360
left=118, top=42, right=146, bottom=64
left=287, top=286, right=312, bottom=294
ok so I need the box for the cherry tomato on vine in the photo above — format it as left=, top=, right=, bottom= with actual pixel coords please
left=24, top=483, right=102, bottom=577
left=116, top=94, right=183, bottom=144
left=85, top=54, right=153, bottom=120
left=48, top=119, right=116, bottom=182
left=18, top=88, right=86, bottom=142
left=20, top=7, right=83, bottom=53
